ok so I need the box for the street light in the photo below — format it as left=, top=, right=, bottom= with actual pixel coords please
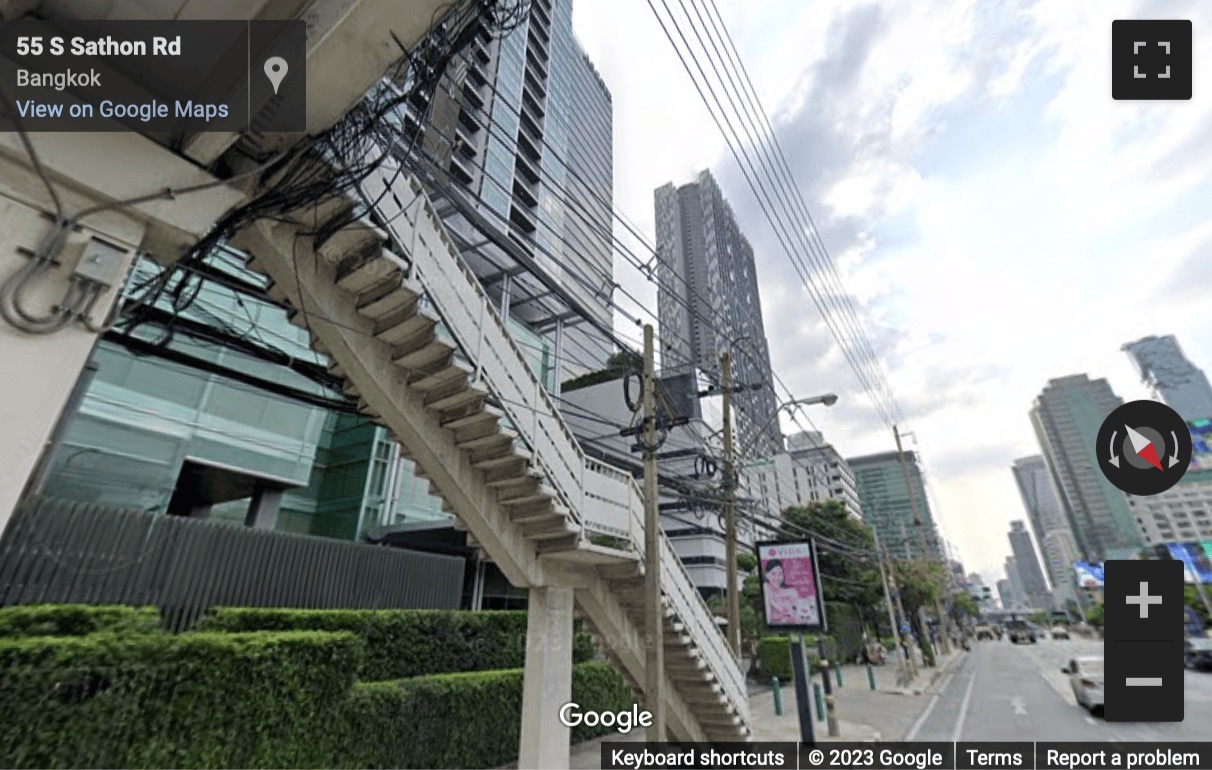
left=737, top=394, right=838, bottom=459
left=721, top=389, right=837, bottom=657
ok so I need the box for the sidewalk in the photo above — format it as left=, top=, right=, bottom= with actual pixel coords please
left=749, top=648, right=966, bottom=743
left=563, top=648, right=968, bottom=767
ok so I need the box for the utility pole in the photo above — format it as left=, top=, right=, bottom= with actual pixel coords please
left=883, top=538, right=917, bottom=680
left=894, top=425, right=951, bottom=655
left=641, top=324, right=666, bottom=740
left=720, top=347, right=740, bottom=657
left=874, top=531, right=911, bottom=685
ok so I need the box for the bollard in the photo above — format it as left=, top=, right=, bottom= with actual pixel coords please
left=772, top=677, right=783, bottom=716
left=825, top=692, right=841, bottom=737
left=813, top=682, right=825, bottom=721
left=835, top=662, right=844, bottom=688
left=867, top=663, right=876, bottom=690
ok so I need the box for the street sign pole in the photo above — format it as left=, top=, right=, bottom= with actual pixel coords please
left=789, top=633, right=816, bottom=745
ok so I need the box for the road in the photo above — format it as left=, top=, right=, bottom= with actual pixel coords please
left=904, top=635, right=1212, bottom=741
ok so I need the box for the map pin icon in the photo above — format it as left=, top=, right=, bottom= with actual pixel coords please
left=264, top=56, right=288, bottom=95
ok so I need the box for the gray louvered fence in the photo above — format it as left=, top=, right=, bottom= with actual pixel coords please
left=0, top=497, right=463, bottom=630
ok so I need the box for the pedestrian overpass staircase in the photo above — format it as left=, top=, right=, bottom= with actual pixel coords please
left=232, top=154, right=749, bottom=743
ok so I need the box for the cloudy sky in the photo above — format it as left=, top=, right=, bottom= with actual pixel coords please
left=571, top=0, right=1212, bottom=583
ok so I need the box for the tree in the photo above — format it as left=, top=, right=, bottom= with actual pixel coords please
left=560, top=348, right=642, bottom=392
left=1185, top=586, right=1210, bottom=625
left=1085, top=602, right=1104, bottom=629
left=893, top=558, right=948, bottom=611
left=949, top=591, right=979, bottom=621
left=892, top=558, right=949, bottom=666
left=782, top=501, right=883, bottom=613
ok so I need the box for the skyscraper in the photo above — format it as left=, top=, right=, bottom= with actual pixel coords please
left=1007, top=521, right=1051, bottom=610
left=414, top=0, right=615, bottom=379
left=848, top=450, right=944, bottom=560
left=654, top=170, right=780, bottom=456
left=1004, top=555, right=1026, bottom=608
left=1123, top=335, right=1212, bottom=421
left=1030, top=375, right=1142, bottom=561
left=996, top=579, right=1016, bottom=610
left=1012, top=455, right=1080, bottom=605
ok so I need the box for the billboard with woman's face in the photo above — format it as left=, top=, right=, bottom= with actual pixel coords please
left=754, top=539, right=827, bottom=632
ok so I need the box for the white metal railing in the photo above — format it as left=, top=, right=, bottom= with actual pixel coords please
left=360, top=162, right=747, bottom=728
left=616, top=474, right=749, bottom=722
left=361, top=160, right=585, bottom=524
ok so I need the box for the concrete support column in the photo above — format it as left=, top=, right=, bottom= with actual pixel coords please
left=518, top=585, right=574, bottom=769
left=244, top=484, right=282, bottom=530
left=0, top=131, right=244, bottom=538
left=190, top=503, right=214, bottom=520
left=470, top=559, right=486, bottom=611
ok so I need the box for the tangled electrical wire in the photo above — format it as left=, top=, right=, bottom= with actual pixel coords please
left=116, top=0, right=525, bottom=346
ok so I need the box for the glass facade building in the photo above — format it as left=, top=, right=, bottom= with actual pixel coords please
left=415, top=0, right=614, bottom=379
left=1029, top=374, right=1141, bottom=562
left=42, top=247, right=555, bottom=549
left=847, top=450, right=945, bottom=561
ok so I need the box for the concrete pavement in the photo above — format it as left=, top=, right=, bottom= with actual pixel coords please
left=550, top=636, right=1212, bottom=769
left=746, top=647, right=967, bottom=743
left=561, top=647, right=967, bottom=768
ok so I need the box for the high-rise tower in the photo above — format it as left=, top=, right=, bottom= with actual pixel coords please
left=654, top=170, right=779, bottom=456
left=1029, top=375, right=1141, bottom=561
left=1123, top=335, right=1212, bottom=422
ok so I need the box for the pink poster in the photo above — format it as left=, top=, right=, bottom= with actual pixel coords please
left=757, top=541, right=822, bottom=628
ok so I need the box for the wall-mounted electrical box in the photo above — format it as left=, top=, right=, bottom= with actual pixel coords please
left=72, top=238, right=128, bottom=288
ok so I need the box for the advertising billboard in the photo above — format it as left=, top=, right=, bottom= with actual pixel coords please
left=1189, top=418, right=1212, bottom=473
left=755, top=540, right=827, bottom=632
left=1163, top=541, right=1212, bottom=584
left=1074, top=561, right=1104, bottom=588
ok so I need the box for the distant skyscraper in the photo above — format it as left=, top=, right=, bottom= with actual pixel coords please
left=848, top=450, right=944, bottom=561
left=1008, top=521, right=1051, bottom=609
left=1123, top=335, right=1212, bottom=421
left=1004, top=555, right=1026, bottom=608
left=1030, top=374, right=1142, bottom=561
left=654, top=170, right=779, bottom=456
left=1012, top=455, right=1080, bottom=605
left=996, top=579, right=1016, bottom=610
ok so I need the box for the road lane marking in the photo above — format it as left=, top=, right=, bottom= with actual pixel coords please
left=951, top=672, right=977, bottom=741
left=1010, top=696, right=1028, bottom=715
left=904, top=669, right=959, bottom=741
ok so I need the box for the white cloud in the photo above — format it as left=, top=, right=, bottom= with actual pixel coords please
left=575, top=0, right=1212, bottom=578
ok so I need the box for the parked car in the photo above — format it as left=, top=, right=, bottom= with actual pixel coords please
left=1051, top=625, right=1070, bottom=640
left=974, top=624, right=995, bottom=640
left=1186, top=638, right=1212, bottom=671
left=1062, top=656, right=1104, bottom=716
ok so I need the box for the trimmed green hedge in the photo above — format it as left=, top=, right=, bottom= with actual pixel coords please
left=196, top=607, right=595, bottom=679
left=0, top=630, right=362, bottom=769
left=337, top=662, right=633, bottom=769
left=0, top=604, right=162, bottom=637
left=757, top=635, right=825, bottom=680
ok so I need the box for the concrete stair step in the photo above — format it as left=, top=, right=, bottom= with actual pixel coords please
left=395, top=339, right=455, bottom=371
left=317, top=219, right=388, bottom=263
left=354, top=279, right=416, bottom=321
left=377, top=313, right=435, bottom=348
left=335, top=247, right=397, bottom=296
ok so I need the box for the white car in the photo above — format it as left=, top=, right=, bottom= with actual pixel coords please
left=1051, top=626, right=1070, bottom=640
left=1062, top=656, right=1104, bottom=716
